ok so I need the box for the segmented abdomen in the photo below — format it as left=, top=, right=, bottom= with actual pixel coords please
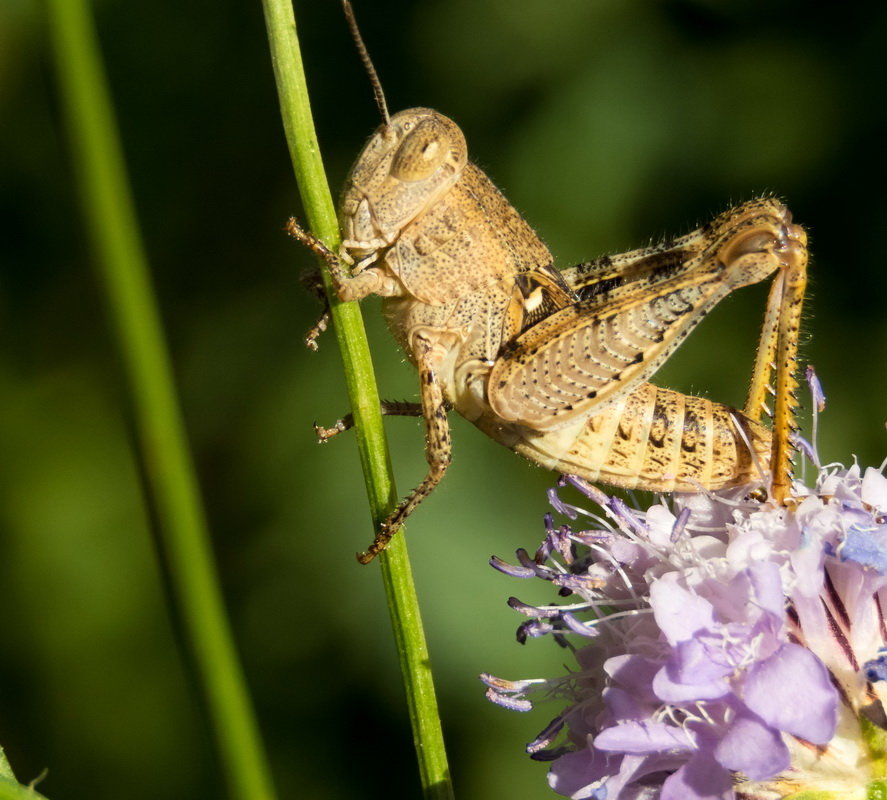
left=511, top=382, right=771, bottom=491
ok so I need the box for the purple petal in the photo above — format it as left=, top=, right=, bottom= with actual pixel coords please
left=742, top=642, right=837, bottom=743
left=713, top=710, right=789, bottom=780
left=605, top=654, right=661, bottom=698
left=745, top=561, right=785, bottom=619
left=652, top=662, right=730, bottom=703
left=864, top=648, right=887, bottom=682
left=546, top=747, right=613, bottom=800
left=606, top=753, right=688, bottom=800
left=650, top=577, right=715, bottom=644
left=661, top=750, right=733, bottom=800
left=594, top=720, right=695, bottom=754
left=601, top=687, right=647, bottom=721
left=862, top=467, right=887, bottom=511
left=840, top=522, right=887, bottom=573
left=671, top=639, right=733, bottom=683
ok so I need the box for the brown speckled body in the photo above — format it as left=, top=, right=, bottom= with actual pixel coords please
left=297, top=106, right=807, bottom=560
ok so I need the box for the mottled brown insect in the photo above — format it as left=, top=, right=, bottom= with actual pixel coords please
left=290, top=3, right=808, bottom=563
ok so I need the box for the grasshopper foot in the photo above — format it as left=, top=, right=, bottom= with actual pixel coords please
left=356, top=519, right=401, bottom=564
left=304, top=313, right=330, bottom=351
left=314, top=416, right=353, bottom=442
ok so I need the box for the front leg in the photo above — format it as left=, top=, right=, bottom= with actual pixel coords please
left=286, top=218, right=402, bottom=302
left=357, top=337, right=452, bottom=564
left=315, top=400, right=424, bottom=441
left=299, top=268, right=331, bottom=351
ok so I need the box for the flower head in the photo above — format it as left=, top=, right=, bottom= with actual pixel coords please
left=484, top=460, right=887, bottom=800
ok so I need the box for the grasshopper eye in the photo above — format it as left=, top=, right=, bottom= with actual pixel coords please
left=390, top=119, right=449, bottom=182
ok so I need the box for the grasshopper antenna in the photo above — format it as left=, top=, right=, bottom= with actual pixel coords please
left=342, top=0, right=390, bottom=125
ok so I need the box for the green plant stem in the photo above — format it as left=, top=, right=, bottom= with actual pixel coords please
left=44, top=1, right=275, bottom=798
left=261, top=2, right=454, bottom=797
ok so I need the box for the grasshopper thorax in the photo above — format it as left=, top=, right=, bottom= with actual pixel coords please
left=339, top=108, right=468, bottom=259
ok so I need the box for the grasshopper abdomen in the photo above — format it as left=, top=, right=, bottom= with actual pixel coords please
left=500, top=383, right=771, bottom=493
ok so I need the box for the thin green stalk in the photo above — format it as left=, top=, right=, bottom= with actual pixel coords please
left=44, top=2, right=275, bottom=798
left=261, top=2, right=454, bottom=797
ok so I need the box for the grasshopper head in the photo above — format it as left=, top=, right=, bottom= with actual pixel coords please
left=340, top=108, right=468, bottom=258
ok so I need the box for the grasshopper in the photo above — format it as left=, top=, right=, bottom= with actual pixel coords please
left=290, top=2, right=808, bottom=563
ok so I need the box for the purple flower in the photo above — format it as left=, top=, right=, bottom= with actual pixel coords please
left=484, top=459, right=887, bottom=800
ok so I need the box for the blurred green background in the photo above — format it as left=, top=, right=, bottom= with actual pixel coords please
left=2, top=0, right=885, bottom=797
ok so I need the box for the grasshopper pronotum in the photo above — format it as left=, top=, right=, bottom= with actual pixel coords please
left=291, top=3, right=808, bottom=563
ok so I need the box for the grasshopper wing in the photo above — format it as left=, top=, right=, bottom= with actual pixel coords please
left=488, top=198, right=794, bottom=430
